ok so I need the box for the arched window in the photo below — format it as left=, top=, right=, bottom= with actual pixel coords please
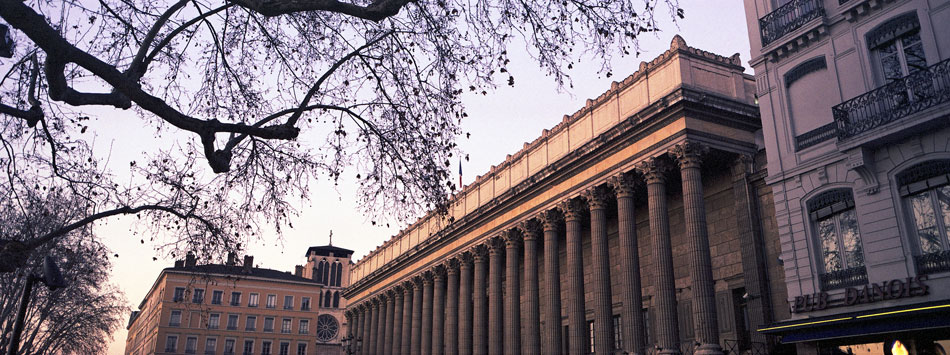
left=322, top=260, right=330, bottom=284
left=897, top=160, right=950, bottom=274
left=315, top=262, right=324, bottom=284
left=324, top=291, right=333, bottom=308
left=339, top=262, right=345, bottom=285
left=867, top=12, right=925, bottom=84
left=317, top=291, right=322, bottom=308
left=329, top=262, right=337, bottom=287
left=807, top=188, right=867, bottom=290
left=333, top=291, right=340, bottom=308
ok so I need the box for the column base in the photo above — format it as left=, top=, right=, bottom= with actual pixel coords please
left=694, top=343, right=724, bottom=355
left=658, top=349, right=682, bottom=355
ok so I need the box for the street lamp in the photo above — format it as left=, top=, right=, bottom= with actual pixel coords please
left=341, top=334, right=361, bottom=355
left=6, top=256, right=67, bottom=355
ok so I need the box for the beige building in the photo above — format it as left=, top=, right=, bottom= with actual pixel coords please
left=343, top=38, right=791, bottom=355
left=741, top=0, right=950, bottom=353
left=125, top=245, right=353, bottom=355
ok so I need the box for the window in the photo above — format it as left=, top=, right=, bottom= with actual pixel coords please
left=174, top=287, right=186, bottom=302
left=266, top=294, right=277, bottom=308
left=170, top=310, right=182, bottom=327
left=211, top=290, right=223, bottom=305
left=333, top=292, right=340, bottom=308
left=868, top=13, right=926, bottom=84
left=588, top=320, right=595, bottom=354
left=282, top=318, right=292, bottom=333
left=297, top=343, right=307, bottom=355
left=185, top=337, right=198, bottom=354
left=329, top=262, right=338, bottom=286
left=264, top=317, right=275, bottom=332
left=262, top=341, right=272, bottom=355
left=899, top=160, right=950, bottom=274
left=243, top=340, right=254, bottom=355
left=208, top=314, right=220, bottom=329
left=316, top=314, right=339, bottom=342
left=284, top=295, right=294, bottom=310
left=612, top=315, right=623, bottom=351
left=224, top=339, right=236, bottom=355
left=301, top=297, right=310, bottom=311
left=165, top=335, right=178, bottom=353
left=227, top=314, right=239, bottom=330
left=249, top=293, right=259, bottom=307
left=324, top=292, right=332, bottom=308
left=279, top=342, right=290, bottom=355
left=193, top=289, right=205, bottom=304
left=204, top=338, right=216, bottom=355
left=230, top=292, right=242, bottom=306
left=246, top=316, right=257, bottom=331
left=299, top=319, right=309, bottom=334
left=808, top=189, right=868, bottom=290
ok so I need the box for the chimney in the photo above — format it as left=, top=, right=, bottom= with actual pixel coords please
left=243, top=255, right=253, bottom=272
left=294, top=265, right=303, bottom=277
left=185, top=252, right=197, bottom=267
left=174, top=260, right=184, bottom=268
left=226, top=252, right=237, bottom=266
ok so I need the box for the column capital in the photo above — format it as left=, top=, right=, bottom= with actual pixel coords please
left=488, top=236, right=506, bottom=254
left=386, top=288, right=397, bottom=299
left=458, top=250, right=474, bottom=265
left=472, top=244, right=489, bottom=262
left=421, top=271, right=434, bottom=285
left=393, top=285, right=405, bottom=296
left=402, top=280, right=415, bottom=294
left=444, top=257, right=460, bottom=275
left=539, top=208, right=563, bottom=231
left=412, top=274, right=425, bottom=287
left=669, top=140, right=709, bottom=169
left=432, top=264, right=447, bottom=281
left=608, top=171, right=643, bottom=198
left=635, top=156, right=672, bottom=184
left=502, top=229, right=522, bottom=248
left=731, top=153, right=754, bottom=180
left=583, top=185, right=613, bottom=210
left=519, top=218, right=543, bottom=241
left=558, top=197, right=587, bottom=222
left=372, top=297, right=382, bottom=306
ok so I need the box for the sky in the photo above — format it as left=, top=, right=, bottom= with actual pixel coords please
left=96, top=1, right=755, bottom=353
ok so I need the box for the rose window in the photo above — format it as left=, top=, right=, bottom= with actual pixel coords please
left=315, top=314, right=339, bottom=342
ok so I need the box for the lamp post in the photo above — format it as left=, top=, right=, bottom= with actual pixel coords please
left=341, top=334, right=361, bottom=355
left=6, top=256, right=67, bottom=355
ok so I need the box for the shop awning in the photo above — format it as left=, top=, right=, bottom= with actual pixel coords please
left=758, top=300, right=950, bottom=343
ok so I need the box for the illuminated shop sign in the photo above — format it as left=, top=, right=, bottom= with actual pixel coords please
left=792, top=276, right=929, bottom=313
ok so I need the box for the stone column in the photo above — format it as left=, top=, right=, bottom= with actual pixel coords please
left=412, top=277, right=424, bottom=355
left=459, top=252, right=474, bottom=355
left=473, top=245, right=489, bottom=355
left=488, top=237, right=505, bottom=355
left=585, top=185, right=616, bottom=354
left=560, top=197, right=588, bottom=355
left=402, top=282, right=414, bottom=355
left=378, top=294, right=389, bottom=355
left=671, top=141, right=722, bottom=355
left=446, top=259, right=460, bottom=355
left=731, top=155, right=773, bottom=344
left=519, top=219, right=542, bottom=355
left=370, top=299, right=381, bottom=355
left=422, top=272, right=434, bottom=355
left=504, top=230, right=522, bottom=355
left=386, top=290, right=397, bottom=355
left=433, top=266, right=447, bottom=355
left=393, top=287, right=405, bottom=355
left=609, top=172, right=647, bottom=355
left=362, top=304, right=372, bottom=355
left=540, top=209, right=563, bottom=355
left=636, top=157, right=680, bottom=355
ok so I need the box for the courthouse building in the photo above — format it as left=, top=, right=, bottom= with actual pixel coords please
left=342, top=37, right=791, bottom=355
left=125, top=245, right=353, bottom=355
left=741, top=0, right=950, bottom=353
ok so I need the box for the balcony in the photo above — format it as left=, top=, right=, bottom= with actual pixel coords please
left=819, top=265, right=868, bottom=290
left=759, top=0, right=825, bottom=46
left=834, top=58, right=950, bottom=140
left=916, top=250, right=950, bottom=275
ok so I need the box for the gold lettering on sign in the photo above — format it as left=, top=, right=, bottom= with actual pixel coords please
left=792, top=275, right=929, bottom=313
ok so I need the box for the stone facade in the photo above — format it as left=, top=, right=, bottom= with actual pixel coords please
left=742, top=0, right=950, bottom=352
left=343, top=37, right=790, bottom=355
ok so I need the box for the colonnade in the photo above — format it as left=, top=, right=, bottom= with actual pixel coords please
left=345, top=141, right=729, bottom=355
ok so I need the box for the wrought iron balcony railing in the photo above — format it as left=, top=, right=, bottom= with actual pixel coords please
left=834, top=58, right=950, bottom=139
left=795, top=122, right=838, bottom=150
left=819, top=265, right=868, bottom=290
left=759, top=0, right=825, bottom=46
left=915, top=250, right=950, bottom=275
